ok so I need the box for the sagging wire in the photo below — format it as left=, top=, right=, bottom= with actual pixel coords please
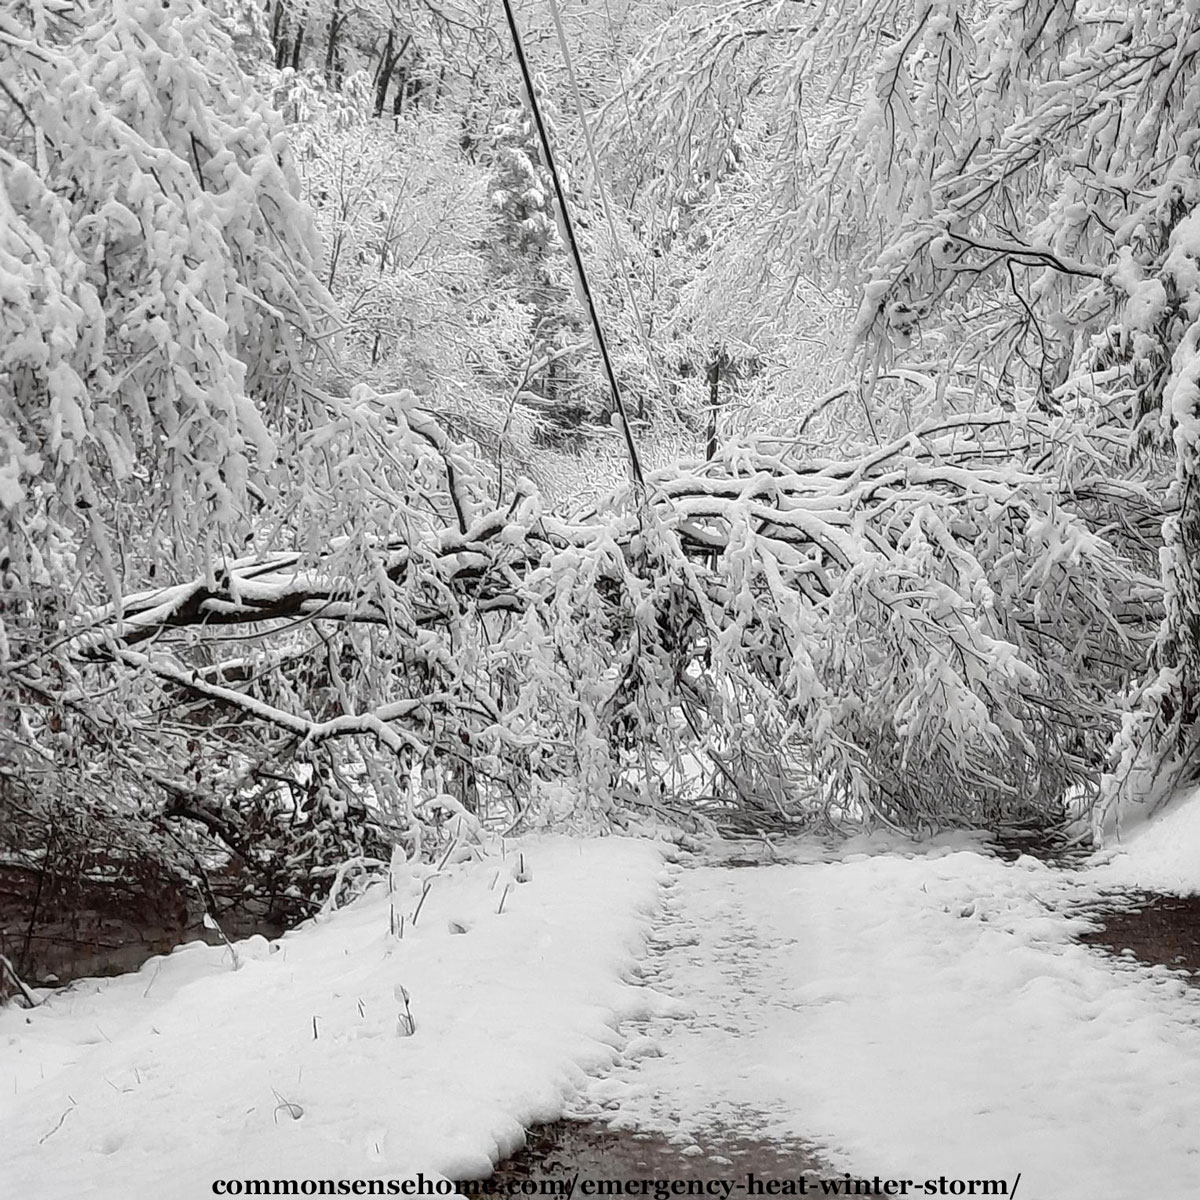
left=497, top=0, right=646, bottom=496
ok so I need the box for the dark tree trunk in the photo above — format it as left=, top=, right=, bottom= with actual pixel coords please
left=394, top=66, right=408, bottom=117
left=271, top=0, right=288, bottom=69
left=373, top=30, right=394, bottom=117
left=324, top=0, right=342, bottom=84
left=290, top=19, right=305, bottom=71
left=705, top=350, right=726, bottom=462
left=371, top=32, right=390, bottom=91
left=373, top=32, right=411, bottom=118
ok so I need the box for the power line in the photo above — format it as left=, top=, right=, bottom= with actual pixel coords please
left=497, top=0, right=646, bottom=494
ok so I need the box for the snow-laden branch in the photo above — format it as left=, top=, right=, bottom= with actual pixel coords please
left=22, top=386, right=1170, bottom=843
left=115, top=646, right=428, bottom=759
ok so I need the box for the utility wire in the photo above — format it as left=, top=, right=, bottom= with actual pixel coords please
left=498, top=0, right=646, bottom=494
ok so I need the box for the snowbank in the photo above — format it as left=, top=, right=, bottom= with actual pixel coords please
left=0, top=836, right=668, bottom=1199
left=1090, top=781, right=1200, bottom=893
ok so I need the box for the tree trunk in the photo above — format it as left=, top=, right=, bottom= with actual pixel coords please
left=705, top=350, right=726, bottom=462
left=271, top=0, right=288, bottom=69
left=290, top=19, right=305, bottom=71
left=370, top=32, right=390, bottom=91
left=373, top=31, right=394, bottom=118
left=323, top=0, right=342, bottom=84
left=393, top=65, right=408, bottom=117
left=373, top=32, right=411, bottom=118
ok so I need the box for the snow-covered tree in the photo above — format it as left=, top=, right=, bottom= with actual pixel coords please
left=0, top=0, right=343, bottom=933
left=0, top=0, right=333, bottom=599
left=606, top=0, right=1200, bottom=825
left=484, top=101, right=604, bottom=444
left=18, top=0, right=1191, bottom=958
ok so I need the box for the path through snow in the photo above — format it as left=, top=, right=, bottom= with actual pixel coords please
left=572, top=837, right=1200, bottom=1199
left=5, top=802, right=1200, bottom=1200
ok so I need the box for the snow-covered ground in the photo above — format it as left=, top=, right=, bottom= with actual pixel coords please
left=580, top=827, right=1200, bottom=1198
left=5, top=795, right=1200, bottom=1200
left=0, top=836, right=674, bottom=1199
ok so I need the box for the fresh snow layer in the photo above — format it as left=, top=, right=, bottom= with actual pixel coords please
left=0, top=835, right=669, bottom=1199
left=1091, top=780, right=1200, bottom=893
left=7, top=802, right=1200, bottom=1200
left=573, top=834, right=1200, bottom=1199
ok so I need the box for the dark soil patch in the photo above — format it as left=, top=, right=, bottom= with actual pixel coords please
left=987, top=826, right=1091, bottom=867
left=483, top=1119, right=826, bottom=1185
left=1076, top=892, right=1200, bottom=978
left=0, top=862, right=289, bottom=989
left=1, top=908, right=287, bottom=991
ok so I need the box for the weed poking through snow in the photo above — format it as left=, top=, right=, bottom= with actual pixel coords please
left=271, top=1088, right=303, bottom=1123
left=394, top=984, right=415, bottom=1036
left=410, top=879, right=434, bottom=927
left=202, top=912, right=241, bottom=971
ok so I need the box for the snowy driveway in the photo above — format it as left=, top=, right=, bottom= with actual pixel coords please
left=4, top=824, right=1200, bottom=1200
left=578, top=839, right=1200, bottom=1199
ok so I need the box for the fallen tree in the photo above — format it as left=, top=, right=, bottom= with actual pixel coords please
left=12, top=389, right=1163, bottom=837
left=0, top=0, right=1180, bottom=982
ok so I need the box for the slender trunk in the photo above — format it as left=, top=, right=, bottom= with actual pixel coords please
left=20, top=809, right=53, bottom=975
left=373, top=32, right=411, bottom=118
left=370, top=32, right=389, bottom=91
left=373, top=31, right=394, bottom=118
left=393, top=66, right=407, bottom=117
left=705, top=351, right=725, bottom=462
left=290, top=20, right=305, bottom=71
left=326, top=230, right=343, bottom=292
left=704, top=355, right=723, bottom=575
left=271, top=0, right=288, bottom=69
left=323, top=0, right=342, bottom=84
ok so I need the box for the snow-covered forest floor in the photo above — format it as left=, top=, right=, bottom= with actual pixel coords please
left=15, top=2, right=1200, bottom=1196
left=5, top=796, right=1200, bottom=1200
